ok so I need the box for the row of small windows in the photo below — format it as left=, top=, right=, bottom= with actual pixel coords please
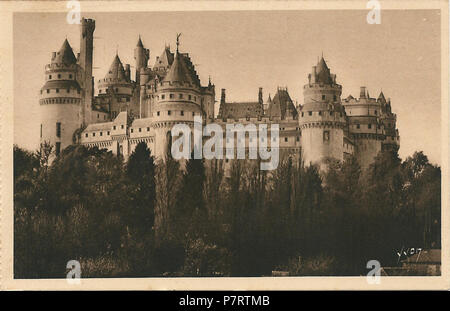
left=40, top=98, right=80, bottom=104
left=48, top=73, right=73, bottom=80
left=43, top=89, right=81, bottom=94
left=130, top=127, right=151, bottom=133
left=159, top=93, right=197, bottom=101
left=355, top=124, right=381, bottom=130
left=301, top=111, right=343, bottom=117
left=86, top=131, right=111, bottom=138
left=156, top=110, right=196, bottom=117
left=321, top=95, right=338, bottom=101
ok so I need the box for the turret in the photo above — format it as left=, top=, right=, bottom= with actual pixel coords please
left=39, top=39, right=82, bottom=156
left=134, top=36, right=149, bottom=84
left=79, top=18, right=95, bottom=126
left=97, top=54, right=134, bottom=119
left=300, top=56, right=346, bottom=167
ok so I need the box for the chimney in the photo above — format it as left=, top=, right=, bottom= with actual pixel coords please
left=221, top=88, right=226, bottom=105
left=125, top=64, right=131, bottom=81
left=258, top=87, right=263, bottom=105
left=360, top=86, right=366, bottom=99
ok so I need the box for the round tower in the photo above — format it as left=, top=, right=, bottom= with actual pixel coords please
left=299, top=56, right=346, bottom=167
left=342, top=87, right=384, bottom=170
left=39, top=39, right=83, bottom=156
left=152, top=45, right=203, bottom=160
left=97, top=54, right=134, bottom=119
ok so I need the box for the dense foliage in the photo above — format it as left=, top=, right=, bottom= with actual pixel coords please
left=14, top=143, right=441, bottom=278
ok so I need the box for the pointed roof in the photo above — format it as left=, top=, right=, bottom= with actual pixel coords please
left=268, top=88, right=298, bottom=119
left=104, top=54, right=127, bottom=82
left=315, top=56, right=333, bottom=84
left=154, top=46, right=174, bottom=68
left=137, top=36, right=144, bottom=47
left=52, top=39, right=77, bottom=65
left=378, top=91, right=386, bottom=103
left=163, top=52, right=194, bottom=85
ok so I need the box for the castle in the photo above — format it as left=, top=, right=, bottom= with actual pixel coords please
left=39, top=18, right=400, bottom=170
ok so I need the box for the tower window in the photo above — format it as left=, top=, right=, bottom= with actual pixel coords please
left=301, top=112, right=304, bottom=117
left=58, top=74, right=61, bottom=79
left=192, top=112, right=195, bottom=116
left=121, top=125, right=124, bottom=129
left=284, top=137, right=288, bottom=142
left=296, top=136, right=300, bottom=142
left=113, top=126, right=116, bottom=130
left=157, top=111, right=160, bottom=116
left=139, top=128, right=142, bottom=132
left=49, top=75, right=52, bottom=79
left=93, top=132, right=95, bottom=137
left=56, top=122, right=61, bottom=138
left=333, top=95, right=337, bottom=101
left=55, top=142, right=61, bottom=156
left=368, top=124, right=372, bottom=129
left=107, top=131, right=110, bottom=135
left=330, top=111, right=334, bottom=116
left=323, top=130, right=330, bottom=142
left=56, top=88, right=59, bottom=93
left=115, top=88, right=118, bottom=92
left=85, top=133, right=88, bottom=137
left=69, top=74, right=72, bottom=79
left=170, top=94, right=174, bottom=99
left=374, top=110, right=378, bottom=115
left=100, top=132, right=103, bottom=136
left=161, top=95, right=165, bottom=99
left=322, top=95, right=326, bottom=100
left=318, top=111, right=322, bottom=116
left=188, top=95, right=192, bottom=100
left=67, top=89, right=70, bottom=93
left=168, top=110, right=171, bottom=116
left=147, top=127, right=150, bottom=131
left=47, top=89, right=50, bottom=93
left=181, top=110, right=184, bottom=116
left=308, top=111, right=312, bottom=116
left=357, top=124, right=360, bottom=129
left=131, top=129, right=134, bottom=133
left=179, top=94, right=183, bottom=99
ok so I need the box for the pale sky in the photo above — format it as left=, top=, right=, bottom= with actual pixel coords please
left=14, top=10, right=441, bottom=164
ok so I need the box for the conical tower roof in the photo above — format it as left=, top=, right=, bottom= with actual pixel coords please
left=315, top=57, right=333, bottom=84
left=378, top=91, right=386, bottom=103
left=137, top=36, right=144, bottom=47
left=52, top=39, right=77, bottom=65
left=163, top=52, right=194, bottom=85
left=154, top=46, right=174, bottom=68
left=104, top=54, right=127, bottom=82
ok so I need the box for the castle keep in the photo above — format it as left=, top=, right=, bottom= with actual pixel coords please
left=39, top=19, right=400, bottom=169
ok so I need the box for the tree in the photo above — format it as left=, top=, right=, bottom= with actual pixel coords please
left=125, top=142, right=156, bottom=234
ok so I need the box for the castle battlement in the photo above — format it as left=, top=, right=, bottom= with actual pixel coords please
left=38, top=18, right=399, bottom=169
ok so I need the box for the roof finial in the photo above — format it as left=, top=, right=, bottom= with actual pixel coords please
left=176, top=33, right=182, bottom=54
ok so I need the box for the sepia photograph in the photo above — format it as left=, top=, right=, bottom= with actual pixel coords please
left=1, top=0, right=449, bottom=290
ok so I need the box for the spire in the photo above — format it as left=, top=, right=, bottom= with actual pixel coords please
left=378, top=91, right=386, bottom=103
left=176, top=33, right=181, bottom=54
left=104, top=54, right=127, bottom=82
left=52, top=39, right=77, bottom=65
left=315, top=56, right=333, bottom=84
left=137, top=35, right=143, bottom=47
left=163, top=51, right=194, bottom=85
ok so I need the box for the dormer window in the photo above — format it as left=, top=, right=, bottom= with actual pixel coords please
left=168, top=110, right=171, bottom=116
left=308, top=111, right=312, bottom=116
left=49, top=75, right=52, bottom=79
left=161, top=94, right=165, bottom=99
